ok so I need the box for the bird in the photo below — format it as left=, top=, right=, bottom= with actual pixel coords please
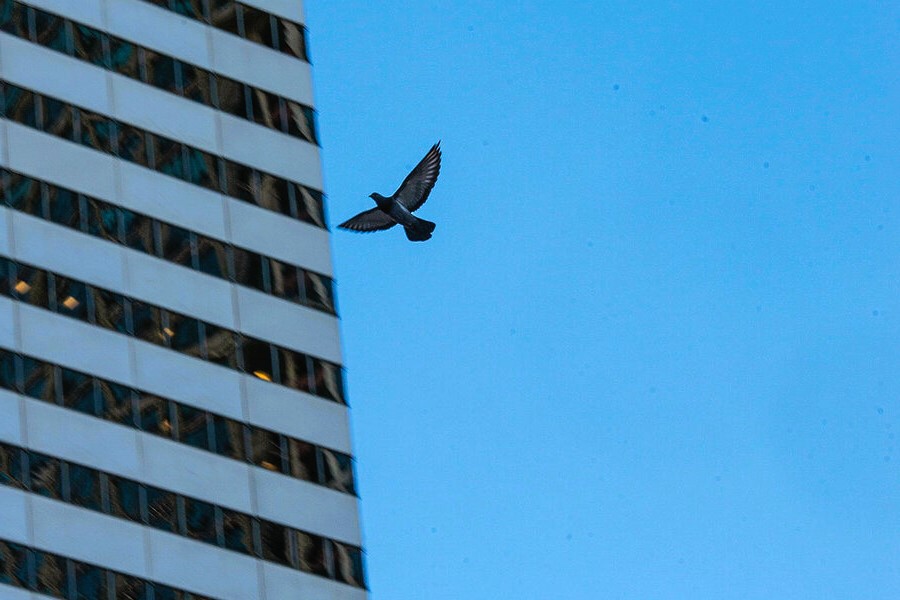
left=339, top=142, right=441, bottom=242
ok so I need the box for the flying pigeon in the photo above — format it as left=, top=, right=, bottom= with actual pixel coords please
left=339, top=142, right=441, bottom=241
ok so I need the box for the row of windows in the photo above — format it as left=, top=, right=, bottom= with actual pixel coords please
left=0, top=168, right=336, bottom=315
left=0, top=348, right=356, bottom=495
left=0, top=442, right=366, bottom=589
left=0, top=81, right=327, bottom=228
left=0, top=538, right=213, bottom=600
left=137, top=0, right=309, bottom=61
left=0, top=2, right=318, bottom=144
left=0, top=258, right=348, bottom=404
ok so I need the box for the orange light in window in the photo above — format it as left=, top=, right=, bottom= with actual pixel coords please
left=160, top=419, right=172, bottom=434
left=14, top=281, right=30, bottom=294
left=260, top=460, right=278, bottom=471
left=253, top=370, right=273, bottom=382
left=162, top=327, right=175, bottom=338
left=62, top=296, right=80, bottom=310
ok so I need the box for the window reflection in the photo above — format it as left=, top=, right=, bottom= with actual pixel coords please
left=221, top=508, right=253, bottom=553
left=195, top=235, right=227, bottom=278
left=2, top=84, right=38, bottom=127
left=151, top=134, right=185, bottom=179
left=249, top=88, right=279, bottom=129
left=278, top=19, right=307, bottom=60
left=313, top=359, right=344, bottom=402
left=333, top=541, right=367, bottom=588
left=231, top=247, right=266, bottom=291
left=295, top=185, right=327, bottom=228
left=258, top=173, right=290, bottom=215
left=203, top=324, right=238, bottom=369
left=106, top=475, right=142, bottom=522
left=54, top=276, right=90, bottom=321
left=99, top=379, right=133, bottom=425
left=21, top=357, right=55, bottom=402
left=320, top=448, right=356, bottom=495
left=184, top=147, right=218, bottom=190
left=269, top=259, right=301, bottom=302
left=32, top=550, right=65, bottom=596
left=72, top=24, right=107, bottom=67
left=180, top=62, right=211, bottom=104
left=130, top=301, right=165, bottom=345
left=141, top=49, right=178, bottom=94
left=177, top=404, right=210, bottom=451
left=138, top=393, right=172, bottom=437
left=28, top=452, right=62, bottom=499
left=42, top=96, right=75, bottom=140
left=0, top=2, right=29, bottom=38
left=85, top=197, right=120, bottom=242
left=68, top=462, right=102, bottom=511
left=259, top=520, right=292, bottom=566
left=250, top=429, right=283, bottom=473
left=116, top=122, right=148, bottom=165
left=32, top=8, right=70, bottom=53
left=114, top=574, right=149, bottom=600
left=78, top=108, right=113, bottom=152
left=286, top=101, right=318, bottom=145
left=278, top=349, right=310, bottom=393
left=91, top=288, right=128, bottom=333
left=5, top=171, right=43, bottom=216
left=109, top=37, right=140, bottom=79
left=296, top=531, right=328, bottom=577
left=211, top=414, right=244, bottom=460
left=223, top=160, right=258, bottom=203
left=242, top=6, right=273, bottom=47
left=304, top=271, right=336, bottom=314
left=13, top=264, right=48, bottom=307
left=121, top=207, right=153, bottom=253
left=183, top=497, right=217, bottom=544
left=287, top=438, right=318, bottom=482
left=0, top=541, right=28, bottom=588
left=60, top=367, right=97, bottom=415
left=215, top=76, right=247, bottom=118
left=209, top=0, right=240, bottom=35
left=165, top=311, right=203, bottom=357
left=73, top=560, right=107, bottom=599
left=158, top=222, right=194, bottom=268
left=46, top=185, right=82, bottom=229
left=0, top=443, right=24, bottom=488
left=171, top=0, right=204, bottom=21
left=145, top=486, right=178, bottom=532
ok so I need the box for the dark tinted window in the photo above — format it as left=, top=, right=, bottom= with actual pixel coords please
left=278, top=19, right=307, bottom=60
left=72, top=24, right=107, bottom=67
left=250, top=429, right=283, bottom=472
left=130, top=301, right=164, bottom=344
left=116, top=123, right=148, bottom=165
left=122, top=208, right=154, bottom=253
left=85, top=197, right=120, bottom=242
left=0, top=444, right=24, bottom=488
left=258, top=520, right=292, bottom=566
left=278, top=349, right=310, bottom=393
left=295, top=185, right=326, bottom=228
left=151, top=135, right=185, bottom=179
left=99, top=379, right=133, bottom=424
left=0, top=541, right=28, bottom=588
left=211, top=414, right=244, bottom=460
left=32, top=8, right=70, bottom=53
left=73, top=560, right=107, bottom=600
left=180, top=62, right=211, bottom=104
left=60, top=367, right=97, bottom=415
left=203, top=324, right=237, bottom=369
left=209, top=0, right=240, bottom=35
left=221, top=508, right=253, bottom=553
left=21, top=357, right=55, bottom=402
left=106, top=475, right=142, bottom=522
left=296, top=531, right=328, bottom=576
left=109, top=37, right=140, bottom=78
left=78, top=109, right=113, bottom=153
left=320, top=448, right=356, bottom=495
left=242, top=338, right=274, bottom=382
left=287, top=438, right=318, bottom=482
left=231, top=247, right=266, bottom=291
left=42, top=95, right=75, bottom=140
left=138, top=393, right=172, bottom=437
left=215, top=76, right=247, bottom=118
left=223, top=160, right=257, bottom=203
left=28, top=452, right=62, bottom=499
left=158, top=222, right=194, bottom=267
left=0, top=2, right=29, bottom=38
left=286, top=101, right=318, bottom=145
left=145, top=486, right=178, bottom=532
left=248, top=87, right=279, bottom=129
left=32, top=550, right=65, bottom=596
left=242, top=6, right=273, bottom=46
left=5, top=171, right=41, bottom=215
left=165, top=312, right=202, bottom=357
left=177, top=404, right=209, bottom=451
left=195, top=235, right=227, bottom=278
left=141, top=48, right=178, bottom=94
left=1, top=84, right=38, bottom=127
left=91, top=288, right=128, bottom=333
left=333, top=541, right=367, bottom=588
left=183, top=496, right=216, bottom=544
left=184, top=147, right=219, bottom=191
left=68, top=462, right=102, bottom=511
left=269, top=259, right=300, bottom=302
left=54, top=276, right=90, bottom=322
left=46, top=185, right=82, bottom=230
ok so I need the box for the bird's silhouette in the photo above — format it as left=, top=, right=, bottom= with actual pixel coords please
left=339, top=142, right=441, bottom=241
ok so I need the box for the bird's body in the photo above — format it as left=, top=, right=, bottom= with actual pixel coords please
left=339, top=142, right=442, bottom=242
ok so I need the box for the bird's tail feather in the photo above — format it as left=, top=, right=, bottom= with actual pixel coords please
left=405, top=218, right=436, bottom=241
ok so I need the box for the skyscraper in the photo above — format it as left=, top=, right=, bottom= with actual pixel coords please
left=0, top=1, right=365, bottom=598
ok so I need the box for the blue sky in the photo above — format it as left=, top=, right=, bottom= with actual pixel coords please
left=305, top=2, right=899, bottom=598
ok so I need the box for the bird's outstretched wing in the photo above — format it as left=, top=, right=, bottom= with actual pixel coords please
left=338, top=207, right=397, bottom=232
left=393, top=142, right=442, bottom=212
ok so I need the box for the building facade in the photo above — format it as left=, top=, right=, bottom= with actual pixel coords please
left=0, top=0, right=365, bottom=598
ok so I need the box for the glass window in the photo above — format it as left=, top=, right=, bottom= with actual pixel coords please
left=114, top=574, right=148, bottom=600
left=259, top=175, right=292, bottom=217
left=150, top=135, right=185, bottom=179
left=269, top=259, right=301, bottom=302
left=221, top=508, right=253, bottom=554
left=0, top=541, right=28, bottom=588
left=249, top=429, right=283, bottom=473
left=46, top=185, right=82, bottom=230
left=184, top=147, right=219, bottom=191
left=319, top=448, right=356, bottom=495
left=116, top=122, right=148, bottom=166
left=158, top=222, right=194, bottom=268
left=138, top=393, right=172, bottom=437
left=294, top=185, right=327, bottom=228
left=223, top=160, right=258, bottom=203
left=176, top=404, right=209, bottom=451
left=32, top=550, right=65, bottom=596
left=85, top=197, right=120, bottom=243
left=0, top=258, right=11, bottom=299
left=0, top=443, right=25, bottom=488
left=32, top=8, right=70, bottom=54
left=21, top=357, right=55, bottom=402
left=171, top=0, right=204, bottom=21
left=106, top=475, right=141, bottom=522
left=5, top=171, right=42, bottom=215
left=258, top=520, right=292, bottom=566
left=248, top=87, right=279, bottom=129
left=242, top=338, right=275, bottom=382
left=152, top=583, right=181, bottom=600
left=0, top=1, right=29, bottom=38
left=141, top=49, right=179, bottom=94
left=54, top=276, right=90, bottom=322
left=287, top=438, right=318, bottom=483
left=0, top=348, right=16, bottom=390
left=312, top=358, right=344, bottom=402
left=130, top=301, right=165, bottom=345
left=183, top=497, right=216, bottom=544
left=99, top=379, right=133, bottom=425
left=28, top=452, right=62, bottom=499
left=68, top=462, right=102, bottom=511
left=278, top=19, right=307, bottom=60
left=278, top=349, right=310, bottom=393
left=203, top=324, right=238, bottom=369
left=72, top=24, right=108, bottom=67
left=73, top=560, right=107, bottom=600
left=242, top=7, right=273, bottom=47
left=296, top=531, right=328, bottom=577
left=214, top=76, right=247, bottom=118
left=286, top=101, right=318, bottom=145
left=195, top=235, right=227, bottom=278
left=180, top=62, right=211, bottom=104
left=60, top=367, right=97, bottom=415
left=332, top=541, right=366, bottom=588
left=91, top=288, right=128, bottom=334
left=145, top=485, right=178, bottom=532
left=109, top=37, right=140, bottom=79
left=121, top=208, right=153, bottom=253
left=209, top=0, right=240, bottom=35
left=257, top=173, right=291, bottom=215
left=41, top=96, right=75, bottom=140
left=1, top=84, right=38, bottom=128
left=164, top=311, right=202, bottom=357
left=230, top=248, right=266, bottom=292
left=211, top=414, right=244, bottom=460
left=78, top=109, right=113, bottom=153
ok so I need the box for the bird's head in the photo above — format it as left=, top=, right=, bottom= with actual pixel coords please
left=369, top=192, right=390, bottom=208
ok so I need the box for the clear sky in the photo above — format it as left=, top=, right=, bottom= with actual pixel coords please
left=304, top=2, right=899, bottom=598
